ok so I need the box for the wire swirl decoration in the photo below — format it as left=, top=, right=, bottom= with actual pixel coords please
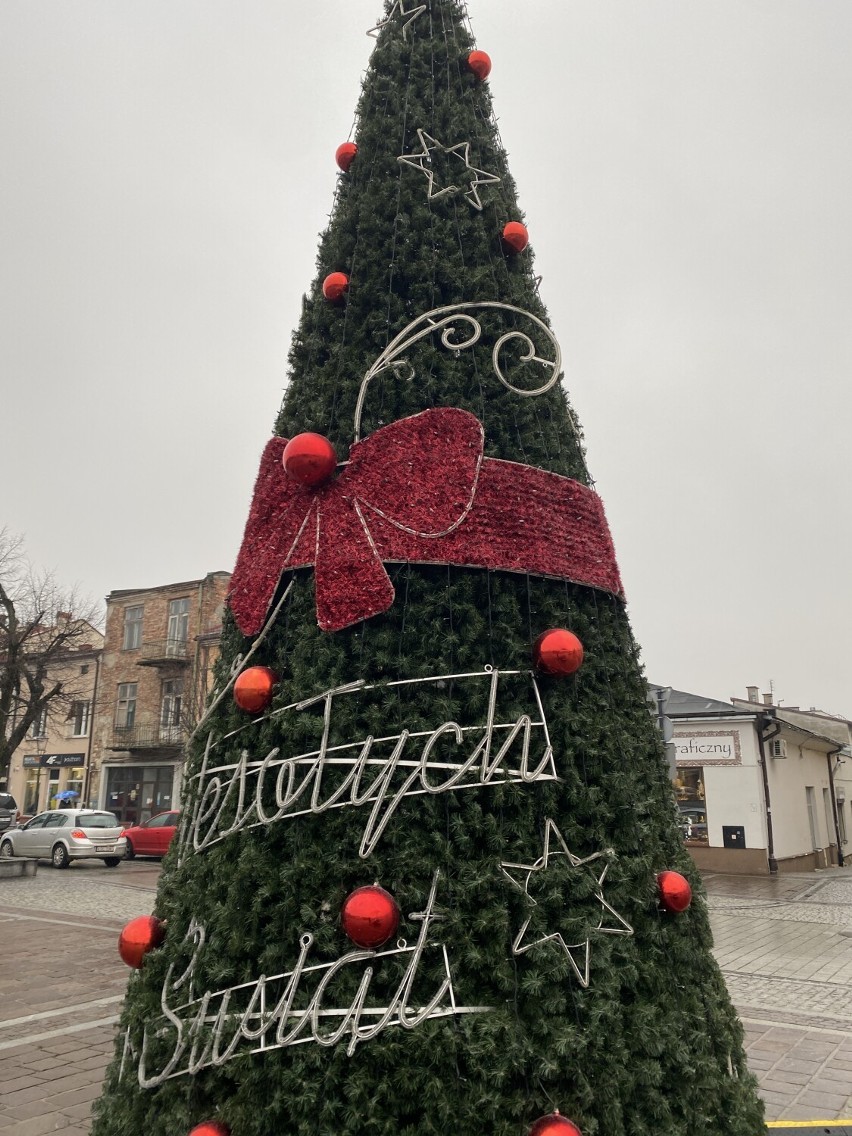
left=353, top=302, right=563, bottom=441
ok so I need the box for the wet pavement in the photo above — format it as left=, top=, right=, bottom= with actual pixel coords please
left=1, top=860, right=851, bottom=1131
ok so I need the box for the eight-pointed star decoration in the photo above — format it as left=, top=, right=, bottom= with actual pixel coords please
left=397, top=129, right=502, bottom=212
left=500, top=818, right=634, bottom=988
left=367, top=0, right=426, bottom=41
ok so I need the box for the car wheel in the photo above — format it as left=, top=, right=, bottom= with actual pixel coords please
left=124, top=838, right=135, bottom=860
left=103, top=858, right=121, bottom=868
left=0, top=840, right=13, bottom=859
left=51, top=843, right=70, bottom=869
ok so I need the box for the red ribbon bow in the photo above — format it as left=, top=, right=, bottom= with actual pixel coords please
left=230, top=407, right=623, bottom=634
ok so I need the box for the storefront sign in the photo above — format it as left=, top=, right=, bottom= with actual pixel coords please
left=22, top=753, right=85, bottom=768
left=674, top=731, right=741, bottom=767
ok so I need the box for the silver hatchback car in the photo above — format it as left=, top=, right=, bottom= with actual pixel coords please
left=0, top=809, right=127, bottom=868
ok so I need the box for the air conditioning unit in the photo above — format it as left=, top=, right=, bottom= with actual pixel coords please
left=769, top=738, right=787, bottom=759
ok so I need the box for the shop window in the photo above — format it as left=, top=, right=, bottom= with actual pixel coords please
left=105, top=765, right=174, bottom=825
left=23, top=769, right=40, bottom=815
left=673, top=767, right=708, bottom=845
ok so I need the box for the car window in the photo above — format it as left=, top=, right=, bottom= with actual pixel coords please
left=25, top=814, right=50, bottom=830
left=78, top=812, right=120, bottom=829
left=43, top=815, right=66, bottom=828
left=167, top=813, right=180, bottom=825
left=0, top=794, right=17, bottom=810
left=146, top=814, right=169, bottom=828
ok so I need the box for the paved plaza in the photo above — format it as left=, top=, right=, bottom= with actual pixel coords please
left=1, top=862, right=851, bottom=1133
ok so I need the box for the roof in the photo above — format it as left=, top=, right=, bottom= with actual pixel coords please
left=106, top=571, right=230, bottom=601
left=648, top=685, right=755, bottom=719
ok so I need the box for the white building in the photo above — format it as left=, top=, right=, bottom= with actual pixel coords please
left=651, top=685, right=852, bottom=874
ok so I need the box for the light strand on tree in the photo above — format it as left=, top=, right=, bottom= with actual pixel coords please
left=119, top=871, right=492, bottom=1086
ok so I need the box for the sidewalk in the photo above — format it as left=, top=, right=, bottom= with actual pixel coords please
left=0, top=863, right=850, bottom=1132
left=705, top=869, right=852, bottom=1123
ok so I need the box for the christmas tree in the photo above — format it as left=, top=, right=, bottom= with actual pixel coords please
left=93, top=3, right=765, bottom=1134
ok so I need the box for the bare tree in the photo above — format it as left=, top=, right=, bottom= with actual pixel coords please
left=0, top=528, right=102, bottom=789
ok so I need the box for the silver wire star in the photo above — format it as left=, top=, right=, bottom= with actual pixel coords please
left=397, top=129, right=502, bottom=212
left=367, top=0, right=426, bottom=41
left=500, top=819, right=633, bottom=988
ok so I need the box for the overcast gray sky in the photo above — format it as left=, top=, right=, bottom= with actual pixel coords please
left=1, top=1, right=850, bottom=715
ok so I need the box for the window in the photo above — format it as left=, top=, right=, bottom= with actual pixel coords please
left=80, top=664, right=90, bottom=676
left=166, top=598, right=190, bottom=654
left=116, top=683, right=138, bottom=729
left=160, top=680, right=183, bottom=742
left=70, top=701, right=90, bottom=737
left=123, top=605, right=144, bottom=650
left=105, top=766, right=174, bottom=825
left=805, top=786, right=820, bottom=851
left=23, top=771, right=40, bottom=815
left=66, top=766, right=84, bottom=803
left=30, top=708, right=48, bottom=738
left=838, top=800, right=848, bottom=845
left=673, top=767, right=708, bottom=845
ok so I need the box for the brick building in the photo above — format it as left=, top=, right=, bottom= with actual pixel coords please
left=89, top=572, right=230, bottom=824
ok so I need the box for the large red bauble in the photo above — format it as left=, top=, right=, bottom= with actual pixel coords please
left=657, top=870, right=693, bottom=913
left=335, top=142, right=358, bottom=172
left=341, top=885, right=400, bottom=949
left=281, top=432, right=338, bottom=487
left=532, top=629, right=584, bottom=676
left=467, top=50, right=492, bottom=81
left=322, top=271, right=349, bottom=302
left=502, top=221, right=529, bottom=254
left=529, top=1113, right=582, bottom=1136
left=118, top=915, right=165, bottom=969
left=188, top=1123, right=230, bottom=1136
left=233, top=666, right=278, bottom=713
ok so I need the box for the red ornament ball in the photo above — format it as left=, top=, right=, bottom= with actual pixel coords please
left=657, top=870, right=693, bottom=913
left=233, top=666, right=278, bottom=713
left=341, top=885, right=400, bottom=949
left=532, top=629, right=584, bottom=676
left=118, top=915, right=165, bottom=969
left=467, top=50, right=492, bottom=81
left=502, top=221, right=530, bottom=254
left=322, top=271, right=349, bottom=302
left=188, top=1123, right=230, bottom=1136
left=282, top=432, right=338, bottom=487
left=529, top=1113, right=583, bottom=1136
left=335, top=142, right=358, bottom=173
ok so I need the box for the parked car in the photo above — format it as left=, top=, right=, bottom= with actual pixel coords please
left=0, top=793, right=18, bottom=833
left=0, top=809, right=127, bottom=868
left=122, top=811, right=180, bottom=859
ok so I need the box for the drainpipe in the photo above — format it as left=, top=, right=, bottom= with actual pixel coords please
left=756, top=710, right=780, bottom=875
left=827, top=747, right=844, bottom=867
left=82, top=651, right=102, bottom=808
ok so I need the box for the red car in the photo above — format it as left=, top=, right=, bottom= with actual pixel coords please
left=122, top=811, right=180, bottom=859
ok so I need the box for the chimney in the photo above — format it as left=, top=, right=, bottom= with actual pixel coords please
left=746, top=686, right=759, bottom=703
left=762, top=693, right=773, bottom=706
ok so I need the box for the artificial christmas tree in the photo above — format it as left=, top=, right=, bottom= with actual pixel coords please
left=92, top=3, right=766, bottom=1134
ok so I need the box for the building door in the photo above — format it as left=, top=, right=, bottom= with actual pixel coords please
left=805, top=786, right=820, bottom=851
left=823, top=788, right=836, bottom=852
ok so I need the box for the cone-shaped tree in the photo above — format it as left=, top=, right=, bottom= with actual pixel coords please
left=93, top=4, right=765, bottom=1135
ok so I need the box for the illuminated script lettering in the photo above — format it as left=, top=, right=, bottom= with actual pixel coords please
left=182, top=667, right=557, bottom=860
left=121, top=873, right=490, bottom=1086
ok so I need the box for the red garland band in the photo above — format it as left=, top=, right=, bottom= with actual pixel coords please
left=229, top=408, right=624, bottom=635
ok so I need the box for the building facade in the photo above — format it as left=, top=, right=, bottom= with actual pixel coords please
left=5, top=624, right=104, bottom=817
left=653, top=684, right=852, bottom=874
left=89, top=572, right=230, bottom=825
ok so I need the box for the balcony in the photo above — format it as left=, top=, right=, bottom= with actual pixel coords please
left=136, top=639, right=191, bottom=667
left=107, top=725, right=186, bottom=751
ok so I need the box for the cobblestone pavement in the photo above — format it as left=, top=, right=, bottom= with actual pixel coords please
left=705, top=869, right=852, bottom=1122
left=2, top=862, right=852, bottom=1132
